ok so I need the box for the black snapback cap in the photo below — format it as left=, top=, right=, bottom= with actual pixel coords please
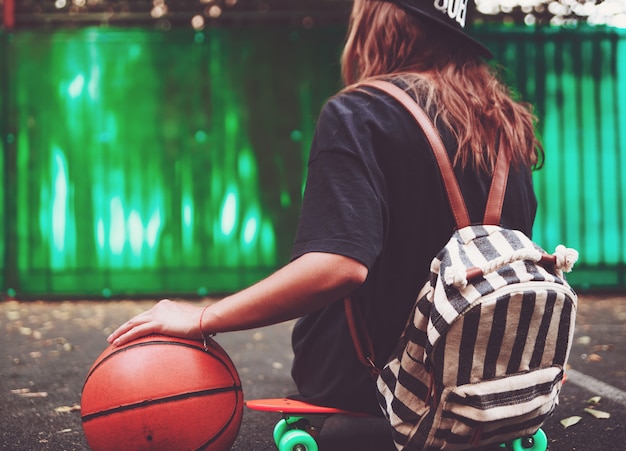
left=383, top=0, right=493, bottom=59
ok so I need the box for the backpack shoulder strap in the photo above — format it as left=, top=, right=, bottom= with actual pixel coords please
left=344, top=297, right=380, bottom=378
left=483, top=144, right=509, bottom=225
left=361, top=80, right=471, bottom=229
left=360, top=80, right=510, bottom=226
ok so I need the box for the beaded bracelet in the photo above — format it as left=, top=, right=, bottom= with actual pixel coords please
left=199, top=304, right=214, bottom=351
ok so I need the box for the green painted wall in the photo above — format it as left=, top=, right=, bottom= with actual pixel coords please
left=1, top=25, right=624, bottom=298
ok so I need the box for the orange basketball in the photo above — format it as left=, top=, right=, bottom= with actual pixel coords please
left=81, top=335, right=243, bottom=451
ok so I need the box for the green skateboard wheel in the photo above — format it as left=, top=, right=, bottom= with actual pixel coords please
left=273, top=419, right=291, bottom=447
left=278, top=428, right=318, bottom=451
left=509, top=428, right=548, bottom=451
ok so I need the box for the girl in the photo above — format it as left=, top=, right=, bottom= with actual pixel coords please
left=108, top=0, right=541, bottom=419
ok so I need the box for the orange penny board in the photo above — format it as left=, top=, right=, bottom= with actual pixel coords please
left=245, top=398, right=366, bottom=416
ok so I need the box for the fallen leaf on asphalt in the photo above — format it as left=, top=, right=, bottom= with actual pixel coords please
left=11, top=388, right=31, bottom=394
left=584, top=408, right=611, bottom=419
left=576, top=335, right=591, bottom=345
left=21, top=391, right=49, bottom=398
left=54, top=404, right=81, bottom=413
left=11, top=389, right=49, bottom=398
left=586, top=396, right=602, bottom=405
left=19, top=326, right=33, bottom=336
left=6, top=310, right=20, bottom=321
left=560, top=416, right=582, bottom=428
left=591, top=344, right=614, bottom=352
left=587, top=353, right=603, bottom=362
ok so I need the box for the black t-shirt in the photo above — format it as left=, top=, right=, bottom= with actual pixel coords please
left=290, top=84, right=537, bottom=415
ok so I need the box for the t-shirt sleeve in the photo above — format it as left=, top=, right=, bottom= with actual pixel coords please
left=291, top=96, right=385, bottom=269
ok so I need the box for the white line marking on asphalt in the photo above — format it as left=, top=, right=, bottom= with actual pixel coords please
left=567, top=368, right=626, bottom=407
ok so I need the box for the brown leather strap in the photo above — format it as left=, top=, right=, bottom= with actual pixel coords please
left=483, top=143, right=509, bottom=225
left=361, top=80, right=471, bottom=229
left=344, top=297, right=380, bottom=378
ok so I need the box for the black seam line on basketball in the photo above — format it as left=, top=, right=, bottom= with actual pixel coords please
left=84, top=339, right=203, bottom=382
left=83, top=338, right=229, bottom=386
left=196, top=397, right=242, bottom=451
left=81, top=385, right=242, bottom=423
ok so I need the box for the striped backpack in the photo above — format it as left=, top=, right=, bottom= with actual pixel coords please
left=347, top=81, right=579, bottom=450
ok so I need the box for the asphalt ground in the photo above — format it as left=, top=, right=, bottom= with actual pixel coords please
left=1, top=293, right=625, bottom=451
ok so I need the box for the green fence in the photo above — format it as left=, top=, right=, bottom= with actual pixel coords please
left=478, top=26, right=626, bottom=290
left=1, top=25, right=624, bottom=298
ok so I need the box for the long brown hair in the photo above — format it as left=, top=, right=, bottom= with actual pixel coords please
left=341, top=0, right=543, bottom=171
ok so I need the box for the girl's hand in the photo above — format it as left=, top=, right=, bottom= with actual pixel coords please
left=107, top=299, right=204, bottom=347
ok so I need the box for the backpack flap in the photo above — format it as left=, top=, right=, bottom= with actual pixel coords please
left=425, top=225, right=578, bottom=358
